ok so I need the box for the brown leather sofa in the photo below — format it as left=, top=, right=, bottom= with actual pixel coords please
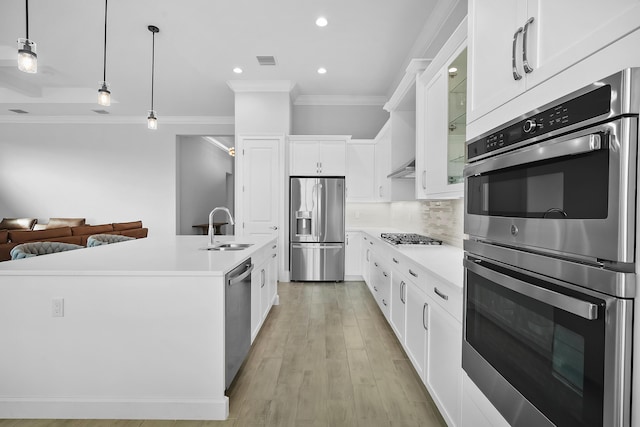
left=0, top=220, right=148, bottom=262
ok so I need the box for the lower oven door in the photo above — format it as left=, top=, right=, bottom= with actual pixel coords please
left=463, top=254, right=632, bottom=427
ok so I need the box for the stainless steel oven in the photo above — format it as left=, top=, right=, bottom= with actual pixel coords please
left=465, top=68, right=639, bottom=268
left=463, top=69, right=638, bottom=427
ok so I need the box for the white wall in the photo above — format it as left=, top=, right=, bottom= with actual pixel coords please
left=177, top=136, right=234, bottom=235
left=0, top=121, right=234, bottom=236
left=234, top=92, right=291, bottom=135
left=292, top=105, right=389, bottom=139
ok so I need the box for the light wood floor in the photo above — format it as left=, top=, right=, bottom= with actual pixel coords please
left=0, top=281, right=446, bottom=427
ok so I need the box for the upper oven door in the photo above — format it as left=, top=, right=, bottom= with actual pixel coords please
left=464, top=117, right=637, bottom=264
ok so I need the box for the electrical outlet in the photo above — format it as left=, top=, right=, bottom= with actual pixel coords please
left=52, top=298, right=64, bottom=317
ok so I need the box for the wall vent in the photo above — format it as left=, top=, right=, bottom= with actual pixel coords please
left=9, top=109, right=28, bottom=114
left=256, top=56, right=277, bottom=66
left=92, top=109, right=110, bottom=115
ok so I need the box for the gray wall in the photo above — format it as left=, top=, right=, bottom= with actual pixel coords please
left=292, top=105, right=389, bottom=139
left=177, top=136, right=234, bottom=235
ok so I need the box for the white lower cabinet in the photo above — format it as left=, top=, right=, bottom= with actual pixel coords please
left=404, top=280, right=429, bottom=380
left=251, top=244, right=278, bottom=342
left=427, top=299, right=462, bottom=427
left=345, top=231, right=362, bottom=278
left=390, top=269, right=407, bottom=342
left=370, top=253, right=391, bottom=320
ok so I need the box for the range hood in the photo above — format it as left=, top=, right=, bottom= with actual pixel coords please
left=387, top=159, right=416, bottom=179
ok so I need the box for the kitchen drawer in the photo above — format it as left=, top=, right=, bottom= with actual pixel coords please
left=424, top=270, right=462, bottom=323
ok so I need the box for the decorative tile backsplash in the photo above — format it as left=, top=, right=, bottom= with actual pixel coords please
left=346, top=199, right=464, bottom=248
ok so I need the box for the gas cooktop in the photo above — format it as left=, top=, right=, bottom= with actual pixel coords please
left=380, top=233, right=443, bottom=246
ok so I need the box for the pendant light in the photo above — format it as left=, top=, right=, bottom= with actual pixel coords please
left=97, top=0, right=110, bottom=106
left=17, top=0, right=37, bottom=73
left=147, top=25, right=159, bottom=130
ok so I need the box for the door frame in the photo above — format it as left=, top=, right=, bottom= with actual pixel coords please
left=235, top=134, right=288, bottom=281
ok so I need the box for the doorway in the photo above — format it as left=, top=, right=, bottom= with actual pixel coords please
left=176, top=135, right=235, bottom=235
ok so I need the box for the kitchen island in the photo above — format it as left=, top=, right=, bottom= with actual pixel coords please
left=0, top=235, right=278, bottom=421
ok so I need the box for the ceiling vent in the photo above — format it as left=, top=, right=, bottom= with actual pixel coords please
left=9, top=109, right=29, bottom=114
left=256, top=56, right=277, bottom=66
left=92, top=109, right=110, bottom=115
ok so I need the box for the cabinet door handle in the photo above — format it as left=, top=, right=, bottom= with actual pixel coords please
left=512, top=26, right=524, bottom=80
left=423, top=303, right=428, bottom=330
left=346, top=235, right=349, bottom=245
left=272, top=253, right=277, bottom=258
left=382, top=299, right=387, bottom=307
left=400, top=281, right=406, bottom=304
left=269, top=226, right=278, bottom=230
left=374, top=262, right=379, bottom=267
left=369, top=241, right=373, bottom=246
left=261, top=269, right=265, bottom=288
left=392, top=257, right=399, bottom=264
left=522, top=17, right=534, bottom=74
left=383, top=272, right=388, bottom=278
left=374, top=286, right=378, bottom=292
left=409, top=269, right=418, bottom=278
left=366, top=249, right=370, bottom=262
left=379, top=185, right=383, bottom=197
left=434, top=287, right=449, bottom=301
left=421, top=170, right=427, bottom=190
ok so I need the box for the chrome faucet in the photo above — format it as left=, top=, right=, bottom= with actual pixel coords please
left=208, top=207, right=235, bottom=245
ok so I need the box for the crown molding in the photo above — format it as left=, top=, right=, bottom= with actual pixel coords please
left=384, top=58, right=432, bottom=112
left=0, top=115, right=234, bottom=125
left=294, top=95, right=387, bottom=106
left=227, top=80, right=296, bottom=93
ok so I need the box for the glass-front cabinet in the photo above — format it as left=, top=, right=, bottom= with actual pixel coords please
left=416, top=25, right=467, bottom=200
left=447, top=48, right=467, bottom=186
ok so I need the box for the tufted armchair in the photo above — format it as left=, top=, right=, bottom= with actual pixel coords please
left=10, top=241, right=83, bottom=260
left=87, top=234, right=135, bottom=247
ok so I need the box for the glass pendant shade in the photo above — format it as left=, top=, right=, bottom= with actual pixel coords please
left=147, top=110, right=158, bottom=130
left=97, top=82, right=111, bottom=106
left=17, top=38, right=37, bottom=73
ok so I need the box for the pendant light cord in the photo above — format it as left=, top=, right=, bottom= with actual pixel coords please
left=151, top=31, right=155, bottom=111
left=102, top=0, right=108, bottom=82
left=25, top=0, right=29, bottom=39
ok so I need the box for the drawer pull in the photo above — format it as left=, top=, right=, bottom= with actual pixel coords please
left=423, top=303, right=428, bottom=330
left=272, top=253, right=277, bottom=258
left=409, top=269, right=418, bottom=278
left=369, top=241, right=373, bottom=245
left=374, top=286, right=378, bottom=292
left=382, top=299, right=387, bottom=307
left=272, top=245, right=277, bottom=249
left=374, top=262, right=379, bottom=267
left=434, top=287, right=449, bottom=301
left=392, top=257, right=399, bottom=264
left=383, top=272, right=388, bottom=278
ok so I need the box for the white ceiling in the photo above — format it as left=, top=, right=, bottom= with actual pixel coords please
left=0, top=0, right=464, bottom=118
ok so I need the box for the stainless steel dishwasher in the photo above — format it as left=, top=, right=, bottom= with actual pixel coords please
left=225, top=258, right=253, bottom=390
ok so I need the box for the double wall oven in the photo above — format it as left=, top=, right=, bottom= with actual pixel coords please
left=463, top=69, right=639, bottom=427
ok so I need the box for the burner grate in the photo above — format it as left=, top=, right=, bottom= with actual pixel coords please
left=380, top=233, right=443, bottom=245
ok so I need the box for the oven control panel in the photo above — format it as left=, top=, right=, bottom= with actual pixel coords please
left=468, top=85, right=611, bottom=161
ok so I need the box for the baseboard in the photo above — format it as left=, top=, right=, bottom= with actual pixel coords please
left=0, top=396, right=229, bottom=420
left=344, top=275, right=364, bottom=281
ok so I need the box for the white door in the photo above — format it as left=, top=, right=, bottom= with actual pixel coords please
left=318, top=140, right=346, bottom=175
left=423, top=69, right=448, bottom=197
left=241, top=138, right=280, bottom=237
left=345, top=231, right=362, bottom=277
left=390, top=270, right=407, bottom=342
left=346, top=143, right=375, bottom=201
left=467, top=0, right=527, bottom=122
left=405, top=280, right=428, bottom=380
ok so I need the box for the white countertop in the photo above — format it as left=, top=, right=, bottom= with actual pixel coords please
left=352, top=227, right=464, bottom=288
left=0, top=235, right=275, bottom=277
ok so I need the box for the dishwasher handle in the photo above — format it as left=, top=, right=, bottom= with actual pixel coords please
left=228, top=263, right=254, bottom=286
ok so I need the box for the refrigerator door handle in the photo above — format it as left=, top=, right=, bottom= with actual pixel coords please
left=292, top=243, right=343, bottom=249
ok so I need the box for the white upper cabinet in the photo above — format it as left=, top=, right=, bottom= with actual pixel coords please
left=468, top=0, right=640, bottom=123
left=346, top=141, right=376, bottom=201
left=416, top=19, right=467, bottom=200
left=289, top=136, right=348, bottom=176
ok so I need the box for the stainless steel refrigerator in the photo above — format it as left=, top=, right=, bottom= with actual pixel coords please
left=290, top=177, right=345, bottom=281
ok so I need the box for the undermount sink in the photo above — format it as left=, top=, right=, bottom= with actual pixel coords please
left=204, top=243, right=253, bottom=251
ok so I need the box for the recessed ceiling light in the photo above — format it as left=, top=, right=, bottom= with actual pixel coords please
left=316, top=17, right=328, bottom=27
left=233, top=67, right=243, bottom=74
left=317, top=67, right=327, bottom=74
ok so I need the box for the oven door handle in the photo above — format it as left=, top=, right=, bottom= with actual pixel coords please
left=464, top=132, right=603, bottom=177
left=464, top=259, right=599, bottom=320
